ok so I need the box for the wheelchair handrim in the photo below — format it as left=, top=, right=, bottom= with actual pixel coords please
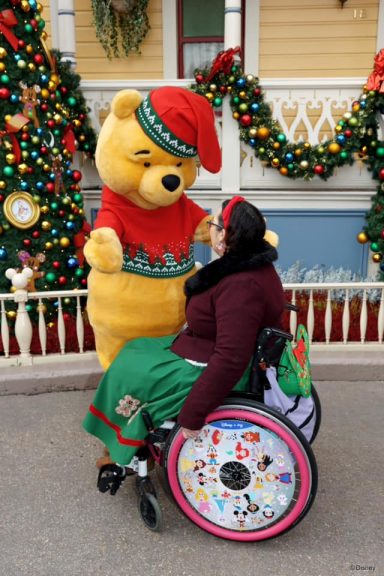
left=166, top=405, right=314, bottom=542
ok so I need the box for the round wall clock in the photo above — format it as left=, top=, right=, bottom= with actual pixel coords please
left=3, top=191, right=41, bottom=230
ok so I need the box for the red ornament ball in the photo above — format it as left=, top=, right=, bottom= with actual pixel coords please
left=60, top=86, right=68, bottom=95
left=32, top=231, right=40, bottom=239
left=52, top=261, right=60, bottom=269
left=254, top=88, right=261, bottom=97
left=0, top=88, right=11, bottom=99
left=18, top=40, right=25, bottom=49
left=58, top=210, right=66, bottom=217
left=30, top=19, right=38, bottom=30
left=195, top=74, right=204, bottom=84
left=40, top=103, right=49, bottom=113
left=379, top=168, right=384, bottom=181
left=380, top=229, right=384, bottom=240
left=0, top=195, right=4, bottom=203
left=40, top=146, right=48, bottom=155
left=71, top=170, right=82, bottom=183
left=46, top=182, right=55, bottom=193
left=344, top=129, right=353, bottom=138
left=219, top=86, right=227, bottom=94
left=63, top=312, right=70, bottom=321
left=58, top=276, right=67, bottom=286
left=23, top=239, right=31, bottom=247
left=47, top=120, right=55, bottom=129
left=240, top=114, right=252, bottom=127
left=21, top=132, right=29, bottom=141
left=314, top=165, right=325, bottom=175
left=81, top=278, right=87, bottom=286
left=33, top=53, right=44, bottom=66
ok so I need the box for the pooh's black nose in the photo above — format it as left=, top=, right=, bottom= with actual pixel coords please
left=162, top=175, right=180, bottom=192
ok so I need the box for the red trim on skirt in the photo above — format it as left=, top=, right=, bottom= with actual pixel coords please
left=89, top=404, right=145, bottom=447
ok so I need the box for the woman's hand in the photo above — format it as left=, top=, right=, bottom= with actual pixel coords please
left=181, top=427, right=201, bottom=439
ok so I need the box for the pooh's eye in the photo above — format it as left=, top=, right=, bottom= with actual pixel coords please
left=144, top=162, right=151, bottom=168
left=176, top=162, right=182, bottom=167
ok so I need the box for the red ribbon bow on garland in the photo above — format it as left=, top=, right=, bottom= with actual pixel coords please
left=0, top=9, right=19, bottom=51
left=205, top=46, right=242, bottom=82
left=366, top=48, right=384, bottom=93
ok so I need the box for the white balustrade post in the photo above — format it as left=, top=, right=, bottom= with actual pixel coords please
left=5, top=268, right=33, bottom=358
left=222, top=0, right=242, bottom=194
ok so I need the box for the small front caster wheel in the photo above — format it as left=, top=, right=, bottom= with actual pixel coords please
left=138, top=493, right=163, bottom=532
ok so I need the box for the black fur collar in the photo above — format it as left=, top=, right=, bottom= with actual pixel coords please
left=185, top=241, right=278, bottom=297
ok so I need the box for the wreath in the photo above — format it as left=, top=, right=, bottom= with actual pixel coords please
left=190, top=48, right=384, bottom=278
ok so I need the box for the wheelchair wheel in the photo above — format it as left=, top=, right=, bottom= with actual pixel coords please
left=138, top=493, right=163, bottom=532
left=164, top=397, right=317, bottom=542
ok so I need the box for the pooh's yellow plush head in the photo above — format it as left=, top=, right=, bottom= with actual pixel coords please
left=95, top=87, right=221, bottom=210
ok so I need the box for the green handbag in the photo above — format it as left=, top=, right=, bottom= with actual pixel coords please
left=277, top=324, right=312, bottom=398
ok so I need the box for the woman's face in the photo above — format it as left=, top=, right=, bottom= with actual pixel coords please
left=208, top=212, right=226, bottom=256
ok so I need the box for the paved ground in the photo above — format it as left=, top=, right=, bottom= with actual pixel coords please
left=0, top=381, right=383, bottom=576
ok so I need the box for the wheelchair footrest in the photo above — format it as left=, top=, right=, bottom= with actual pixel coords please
left=147, top=428, right=170, bottom=444
left=97, top=463, right=134, bottom=495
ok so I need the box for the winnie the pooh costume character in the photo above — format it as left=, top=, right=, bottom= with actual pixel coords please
left=84, top=87, right=222, bottom=370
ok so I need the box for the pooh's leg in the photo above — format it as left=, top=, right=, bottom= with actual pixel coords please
left=94, top=331, right=128, bottom=371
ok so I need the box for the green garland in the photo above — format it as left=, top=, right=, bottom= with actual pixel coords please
left=91, top=0, right=150, bottom=59
left=190, top=50, right=384, bottom=279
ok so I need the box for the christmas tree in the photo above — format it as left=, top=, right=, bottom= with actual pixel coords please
left=0, top=0, right=97, bottom=322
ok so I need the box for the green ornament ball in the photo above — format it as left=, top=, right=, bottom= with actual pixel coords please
left=75, top=268, right=84, bottom=278
left=376, top=147, right=384, bottom=158
left=277, top=133, right=287, bottom=143
left=46, top=272, right=57, bottom=283
left=1, top=74, right=10, bottom=84
left=213, top=97, right=222, bottom=107
left=73, top=193, right=83, bottom=203
left=340, top=151, right=349, bottom=160
left=24, top=24, right=33, bottom=33
left=67, top=97, right=77, bottom=107
left=370, top=242, right=379, bottom=252
left=3, top=166, right=14, bottom=177
left=348, top=117, right=358, bottom=127
left=238, top=103, right=248, bottom=113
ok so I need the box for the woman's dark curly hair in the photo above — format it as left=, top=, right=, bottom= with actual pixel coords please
left=218, top=200, right=266, bottom=254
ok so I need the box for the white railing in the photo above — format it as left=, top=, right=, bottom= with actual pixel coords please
left=1, top=282, right=383, bottom=365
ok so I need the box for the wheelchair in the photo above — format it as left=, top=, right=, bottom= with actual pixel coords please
left=98, top=324, right=320, bottom=541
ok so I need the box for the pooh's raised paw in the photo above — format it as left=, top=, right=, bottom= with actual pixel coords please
left=84, top=227, right=123, bottom=273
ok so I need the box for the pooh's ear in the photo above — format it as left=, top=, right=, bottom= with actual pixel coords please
left=264, top=229, right=279, bottom=248
left=111, top=89, right=143, bottom=119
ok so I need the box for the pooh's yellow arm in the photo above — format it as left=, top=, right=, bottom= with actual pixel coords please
left=83, top=227, right=123, bottom=273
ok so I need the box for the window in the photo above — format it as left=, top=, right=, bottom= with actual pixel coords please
left=177, top=0, right=244, bottom=78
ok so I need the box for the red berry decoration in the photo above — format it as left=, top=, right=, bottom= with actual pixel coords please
left=240, top=114, right=252, bottom=127
left=314, top=165, right=325, bottom=175
left=72, top=170, right=82, bottom=183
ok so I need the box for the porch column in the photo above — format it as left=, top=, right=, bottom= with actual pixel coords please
left=222, top=0, right=242, bottom=194
left=57, top=0, right=77, bottom=67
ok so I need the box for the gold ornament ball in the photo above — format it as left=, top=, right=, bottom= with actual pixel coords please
left=60, top=237, right=71, bottom=248
left=53, top=238, right=59, bottom=245
left=41, top=220, right=52, bottom=231
left=6, top=153, right=16, bottom=165
left=280, top=167, right=288, bottom=176
left=47, top=322, right=55, bottom=329
left=21, top=150, right=29, bottom=160
left=248, top=127, right=257, bottom=138
left=51, top=74, right=60, bottom=84
left=26, top=45, right=34, bottom=54
left=294, top=148, right=303, bottom=157
left=45, top=242, right=53, bottom=250
left=36, top=158, right=44, bottom=166
left=233, top=112, right=240, bottom=120
left=28, top=63, right=36, bottom=72
left=48, top=81, right=57, bottom=92
left=246, top=74, right=255, bottom=83
left=300, top=160, right=309, bottom=170
left=41, top=205, right=49, bottom=214
left=372, top=253, right=382, bottom=263
left=78, top=208, right=84, bottom=216
left=43, top=164, right=51, bottom=172
left=53, top=114, right=63, bottom=124
left=4, top=114, right=12, bottom=123
left=328, top=142, right=341, bottom=155
left=55, top=103, right=62, bottom=111
left=41, top=88, right=49, bottom=99
left=205, top=92, right=214, bottom=102
left=357, top=231, right=369, bottom=244
left=37, top=303, right=47, bottom=314
left=38, top=4, right=44, bottom=14
left=335, top=125, right=343, bottom=133
left=0, top=181, right=6, bottom=189
left=303, top=142, right=311, bottom=150
left=18, top=163, right=29, bottom=174
left=21, top=0, right=30, bottom=11
left=273, top=142, right=280, bottom=150
left=209, top=84, right=217, bottom=93
left=239, top=91, right=247, bottom=99
left=257, top=127, right=270, bottom=140
left=272, top=158, right=280, bottom=167
left=79, top=135, right=86, bottom=142
left=0, top=63, right=5, bottom=73
left=343, top=112, right=352, bottom=120
left=0, top=48, right=8, bottom=59
left=41, top=31, right=47, bottom=40
left=7, top=310, right=17, bottom=320
left=73, top=119, right=81, bottom=128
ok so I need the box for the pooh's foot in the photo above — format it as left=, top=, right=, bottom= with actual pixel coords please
left=96, top=447, right=113, bottom=469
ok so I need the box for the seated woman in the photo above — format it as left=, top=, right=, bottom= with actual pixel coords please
left=82, top=196, right=286, bottom=473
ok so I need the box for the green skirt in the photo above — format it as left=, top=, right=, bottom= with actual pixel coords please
left=83, top=335, right=250, bottom=465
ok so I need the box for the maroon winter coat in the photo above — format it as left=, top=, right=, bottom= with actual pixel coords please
left=171, top=243, right=285, bottom=429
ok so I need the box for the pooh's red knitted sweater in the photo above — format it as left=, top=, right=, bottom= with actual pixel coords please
left=94, top=186, right=207, bottom=278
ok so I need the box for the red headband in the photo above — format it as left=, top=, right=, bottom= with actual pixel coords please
left=222, top=195, right=245, bottom=228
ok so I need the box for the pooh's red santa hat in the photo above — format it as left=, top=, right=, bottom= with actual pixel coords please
left=136, top=87, right=221, bottom=173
